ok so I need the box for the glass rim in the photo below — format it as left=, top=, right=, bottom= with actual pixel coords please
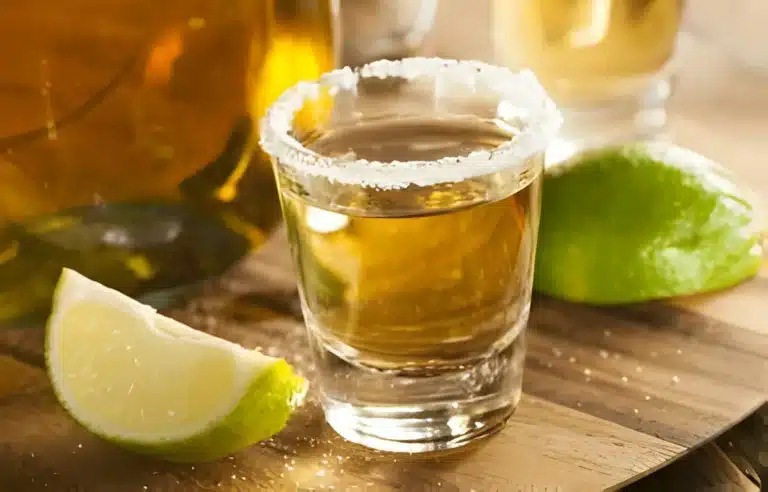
left=259, top=57, right=562, bottom=190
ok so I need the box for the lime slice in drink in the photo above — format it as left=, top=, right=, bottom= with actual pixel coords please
left=534, top=142, right=764, bottom=304
left=45, top=268, right=306, bottom=463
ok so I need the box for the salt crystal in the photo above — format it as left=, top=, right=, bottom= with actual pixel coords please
left=259, top=58, right=562, bottom=190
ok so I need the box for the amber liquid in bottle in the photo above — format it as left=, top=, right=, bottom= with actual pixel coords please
left=0, top=0, right=336, bottom=324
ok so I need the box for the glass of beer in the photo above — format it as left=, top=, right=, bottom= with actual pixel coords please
left=0, top=0, right=337, bottom=325
left=260, top=58, right=562, bottom=452
left=494, top=0, right=685, bottom=153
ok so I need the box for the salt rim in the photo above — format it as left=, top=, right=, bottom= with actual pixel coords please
left=259, top=57, right=563, bottom=189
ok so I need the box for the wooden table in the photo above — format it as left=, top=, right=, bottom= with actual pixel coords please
left=0, top=1, right=766, bottom=491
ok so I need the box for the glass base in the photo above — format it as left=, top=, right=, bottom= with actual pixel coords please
left=308, top=313, right=528, bottom=453
left=546, top=77, right=673, bottom=166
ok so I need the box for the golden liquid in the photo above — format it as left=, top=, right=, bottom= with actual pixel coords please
left=281, top=119, right=542, bottom=366
left=0, top=0, right=336, bottom=323
left=495, top=0, right=683, bottom=104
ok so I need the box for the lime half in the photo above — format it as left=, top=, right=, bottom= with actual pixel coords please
left=46, top=269, right=306, bottom=462
left=534, top=142, right=764, bottom=304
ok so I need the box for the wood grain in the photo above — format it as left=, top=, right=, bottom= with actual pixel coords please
left=0, top=383, right=684, bottom=492
left=0, top=228, right=763, bottom=491
left=525, top=298, right=767, bottom=447
left=0, top=0, right=766, bottom=491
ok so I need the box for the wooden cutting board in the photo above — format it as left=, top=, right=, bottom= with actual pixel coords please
left=1, top=10, right=767, bottom=492
left=0, top=236, right=765, bottom=492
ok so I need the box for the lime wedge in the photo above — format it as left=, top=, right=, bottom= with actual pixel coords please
left=45, top=268, right=306, bottom=463
left=534, top=142, right=764, bottom=304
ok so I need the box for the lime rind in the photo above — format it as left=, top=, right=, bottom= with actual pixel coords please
left=117, top=359, right=306, bottom=463
left=45, top=268, right=306, bottom=462
left=534, top=144, right=763, bottom=304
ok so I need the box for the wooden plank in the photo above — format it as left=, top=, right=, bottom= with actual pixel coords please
left=525, top=298, right=767, bottom=448
left=0, top=373, right=682, bottom=492
left=0, top=1, right=765, bottom=491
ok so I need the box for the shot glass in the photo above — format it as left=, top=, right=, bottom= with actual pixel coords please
left=260, top=58, right=561, bottom=452
left=494, top=0, right=685, bottom=155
